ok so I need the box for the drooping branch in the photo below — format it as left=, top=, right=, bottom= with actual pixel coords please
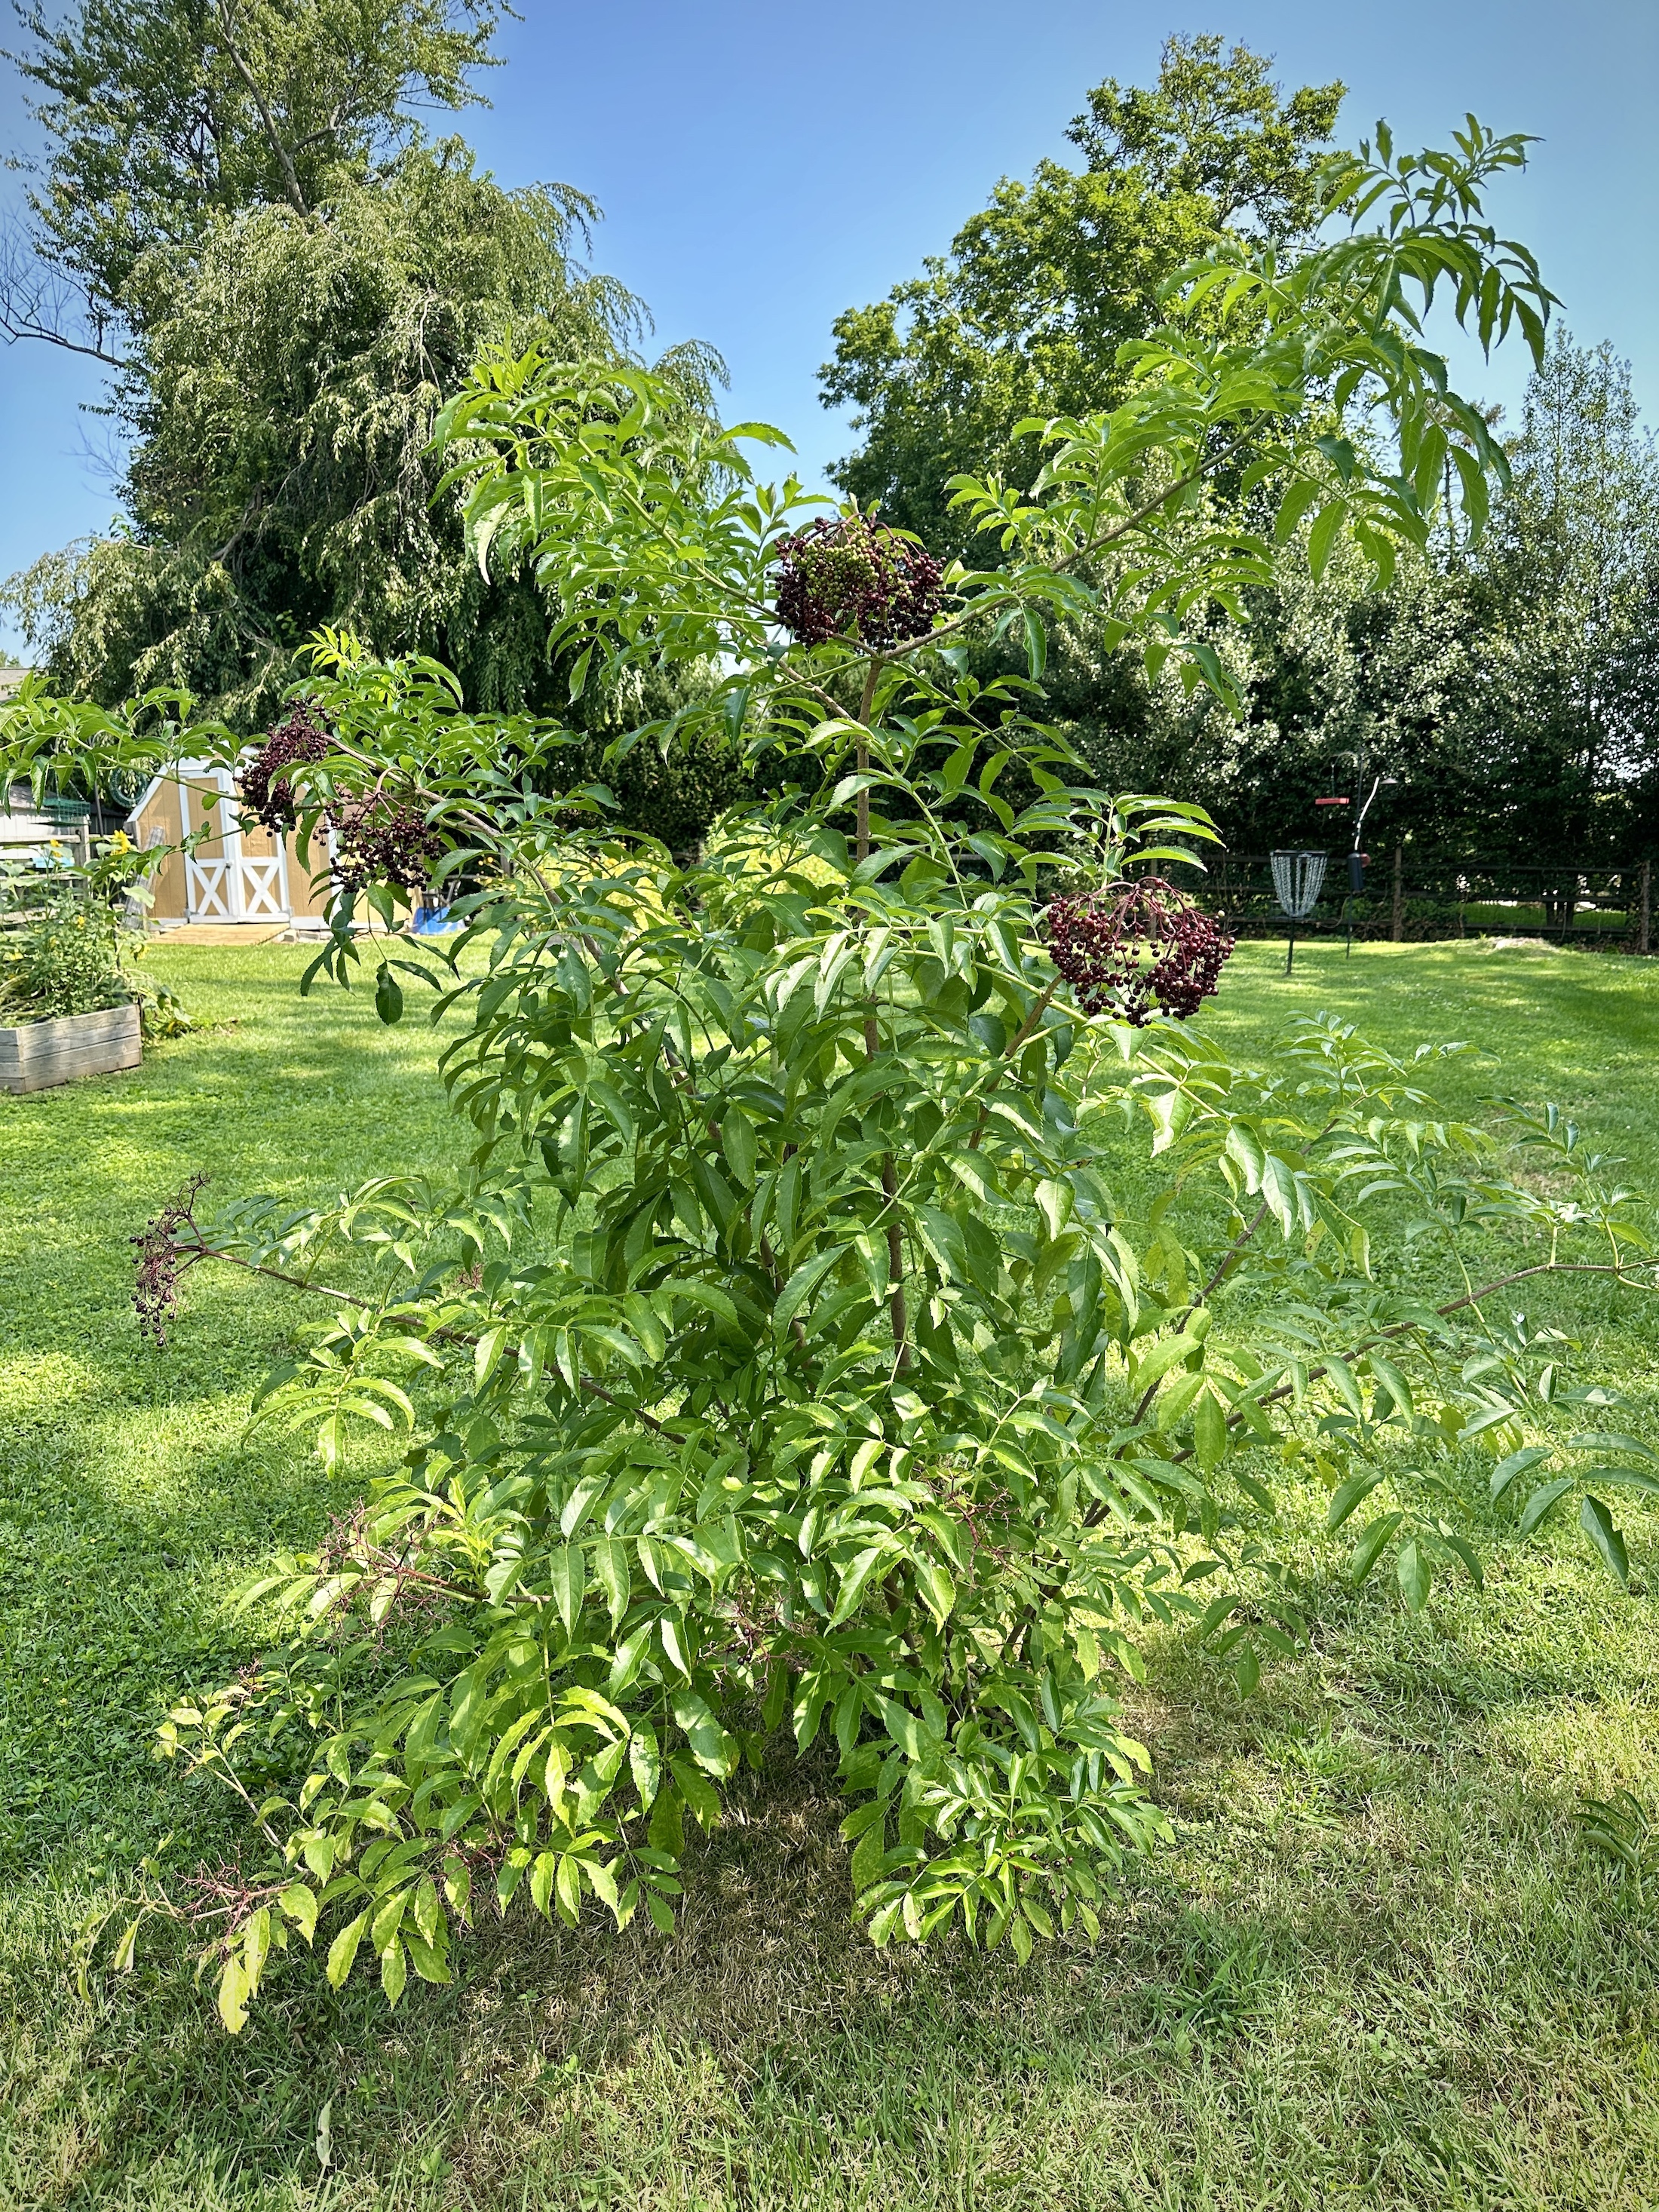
left=152, top=1232, right=670, bottom=1434
left=1164, top=1257, right=1659, bottom=1468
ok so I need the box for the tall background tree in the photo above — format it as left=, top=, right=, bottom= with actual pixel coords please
left=1, top=0, right=508, bottom=361
left=822, top=38, right=1659, bottom=869
left=1449, top=333, right=1659, bottom=865
left=0, top=0, right=725, bottom=738
left=820, top=34, right=1344, bottom=557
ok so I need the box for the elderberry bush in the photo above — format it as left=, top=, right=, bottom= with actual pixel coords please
left=9, top=130, right=1636, bottom=2033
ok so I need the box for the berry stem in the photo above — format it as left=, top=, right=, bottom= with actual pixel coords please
left=855, top=655, right=881, bottom=867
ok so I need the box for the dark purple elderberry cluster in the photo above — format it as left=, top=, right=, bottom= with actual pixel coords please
left=239, top=703, right=332, bottom=832
left=772, top=515, right=944, bottom=649
left=133, top=1172, right=208, bottom=1345
left=331, top=796, right=445, bottom=894
left=1045, top=877, right=1235, bottom=1027
left=240, top=705, right=442, bottom=895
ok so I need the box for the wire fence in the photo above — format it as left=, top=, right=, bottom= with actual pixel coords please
left=1161, top=848, right=1656, bottom=952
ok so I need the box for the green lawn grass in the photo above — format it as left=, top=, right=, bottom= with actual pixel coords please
left=3, top=939, right=1658, bottom=2211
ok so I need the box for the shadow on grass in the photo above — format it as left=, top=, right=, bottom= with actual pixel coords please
left=8, top=1717, right=1656, bottom=2211
left=7, top=947, right=1659, bottom=2206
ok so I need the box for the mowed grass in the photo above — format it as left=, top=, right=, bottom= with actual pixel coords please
left=2, top=938, right=1659, bottom=2210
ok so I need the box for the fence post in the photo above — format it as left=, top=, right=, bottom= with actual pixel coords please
left=1643, top=858, right=1651, bottom=956
left=1391, top=843, right=1403, bottom=943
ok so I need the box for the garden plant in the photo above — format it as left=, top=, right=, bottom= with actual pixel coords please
left=0, top=832, right=173, bottom=1026
left=8, top=120, right=1658, bottom=2038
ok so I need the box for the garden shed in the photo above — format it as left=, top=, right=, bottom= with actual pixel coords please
left=126, top=762, right=330, bottom=927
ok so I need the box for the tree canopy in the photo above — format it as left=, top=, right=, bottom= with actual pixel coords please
left=819, top=32, right=1658, bottom=868
left=4, top=150, right=722, bottom=727
left=1, top=0, right=507, bottom=360
left=1052, top=331, right=1659, bottom=867
left=1453, top=333, right=1659, bottom=862
left=0, top=0, right=727, bottom=736
left=820, top=35, right=1344, bottom=554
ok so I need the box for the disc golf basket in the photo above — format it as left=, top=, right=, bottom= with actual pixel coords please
left=1271, top=849, right=1327, bottom=974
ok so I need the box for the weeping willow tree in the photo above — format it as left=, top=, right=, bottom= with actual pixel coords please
left=7, top=149, right=725, bottom=727
left=2, top=0, right=724, bottom=730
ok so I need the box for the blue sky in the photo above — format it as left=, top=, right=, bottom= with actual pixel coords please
left=2, top=0, right=1654, bottom=658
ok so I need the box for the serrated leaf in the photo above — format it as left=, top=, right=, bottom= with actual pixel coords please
left=1349, top=1511, right=1403, bottom=1587
left=529, top=1850, right=558, bottom=1918
left=774, top=1247, right=840, bottom=1333
left=1490, top=1444, right=1552, bottom=1501
left=217, top=1953, right=250, bottom=2035
left=549, top=1545, right=585, bottom=1634
left=1396, top=1538, right=1431, bottom=1613
left=403, top=1931, right=451, bottom=1984
left=830, top=1544, right=888, bottom=1626
left=1516, top=1477, right=1575, bottom=1536
left=670, top=1689, right=728, bottom=1775
left=721, top=1112, right=758, bottom=1188
left=1440, top=1529, right=1485, bottom=1589
left=1192, top=1387, right=1228, bottom=1472
left=849, top=1812, right=887, bottom=1896
left=629, top=1720, right=661, bottom=1809
left=649, top=1785, right=684, bottom=1858
left=593, top=1537, right=630, bottom=1629
left=1326, top=1467, right=1386, bottom=1532
left=380, top=1938, right=407, bottom=2007
left=325, top=1909, right=368, bottom=1990
left=1578, top=1494, right=1630, bottom=1585
left=278, top=1882, right=318, bottom=1945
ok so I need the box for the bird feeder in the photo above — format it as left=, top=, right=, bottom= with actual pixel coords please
left=1271, top=848, right=1327, bottom=974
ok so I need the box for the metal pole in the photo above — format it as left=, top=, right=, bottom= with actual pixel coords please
left=1392, top=843, right=1403, bottom=943
left=1286, top=917, right=1296, bottom=977
left=1642, top=858, right=1651, bottom=956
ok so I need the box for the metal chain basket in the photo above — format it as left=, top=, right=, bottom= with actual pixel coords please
left=1270, top=849, right=1328, bottom=973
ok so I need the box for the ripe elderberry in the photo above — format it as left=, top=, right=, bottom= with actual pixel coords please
left=772, top=515, right=943, bottom=649
left=1045, top=878, right=1235, bottom=1026
left=239, top=703, right=333, bottom=833
left=239, top=704, right=443, bottom=897
left=133, top=1172, right=209, bottom=1345
left=332, top=795, right=445, bottom=895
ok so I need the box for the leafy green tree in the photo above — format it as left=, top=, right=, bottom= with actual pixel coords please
left=1, top=0, right=505, bottom=360
left=820, top=34, right=1344, bottom=554
left=16, top=120, right=1639, bottom=2031
left=4, top=149, right=719, bottom=728
left=0, top=0, right=732, bottom=778
left=1451, top=332, right=1659, bottom=864
left=1155, top=536, right=1479, bottom=855
left=928, top=345, right=1659, bottom=875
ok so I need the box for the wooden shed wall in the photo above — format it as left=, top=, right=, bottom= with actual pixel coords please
left=130, top=777, right=330, bottom=921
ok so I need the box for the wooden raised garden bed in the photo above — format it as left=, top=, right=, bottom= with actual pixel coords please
left=0, top=1002, right=142, bottom=1094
